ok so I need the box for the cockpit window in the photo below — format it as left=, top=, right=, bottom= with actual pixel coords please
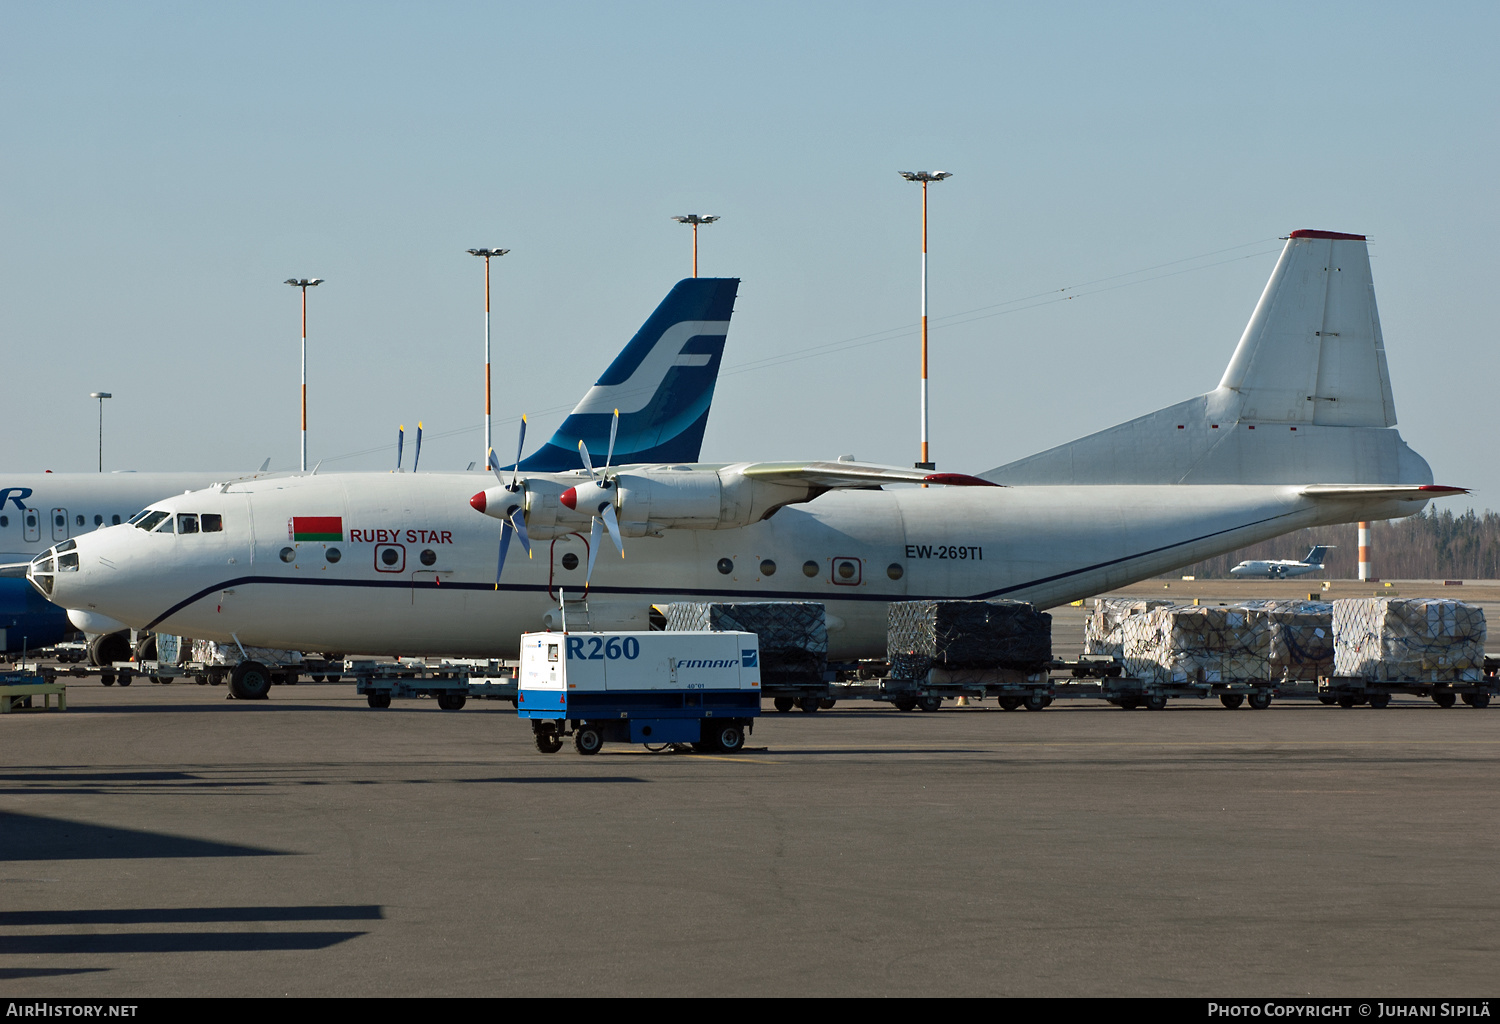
left=134, top=510, right=169, bottom=531
left=201, top=513, right=223, bottom=533
left=153, top=515, right=175, bottom=534
left=177, top=514, right=199, bottom=534
left=129, top=509, right=158, bottom=527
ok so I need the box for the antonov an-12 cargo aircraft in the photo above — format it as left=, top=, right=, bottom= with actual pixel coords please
left=3, top=276, right=740, bottom=658
left=31, top=231, right=1462, bottom=694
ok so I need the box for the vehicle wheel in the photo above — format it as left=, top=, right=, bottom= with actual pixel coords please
left=1220, top=694, right=1244, bottom=709
left=819, top=698, right=837, bottom=709
left=714, top=723, right=746, bottom=753
left=1247, top=693, right=1272, bottom=710
left=436, top=693, right=467, bottom=710
left=891, top=699, right=917, bottom=712
left=1119, top=697, right=1141, bottom=710
left=210, top=673, right=225, bottom=686
left=283, top=673, right=298, bottom=686
left=797, top=696, right=820, bottom=713
left=773, top=696, right=794, bottom=713
left=117, top=674, right=132, bottom=687
left=1337, top=695, right=1357, bottom=709
left=1318, top=695, right=1337, bottom=706
left=229, top=661, right=272, bottom=700
left=1434, top=692, right=1456, bottom=709
left=1368, top=694, right=1391, bottom=709
left=917, top=695, right=943, bottom=712
left=366, top=692, right=391, bottom=708
left=101, top=674, right=115, bottom=687
left=1144, top=693, right=1167, bottom=711
left=1467, top=692, right=1490, bottom=709
left=997, top=696, right=1021, bottom=711
left=1022, top=692, right=1048, bottom=712
left=1042, top=695, right=1054, bottom=707
left=534, top=732, right=563, bottom=754
left=574, top=726, right=604, bottom=755
left=194, top=675, right=209, bottom=686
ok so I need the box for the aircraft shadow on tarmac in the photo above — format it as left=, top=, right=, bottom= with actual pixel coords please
left=0, top=907, right=380, bottom=958
left=0, top=811, right=290, bottom=861
left=0, top=967, right=110, bottom=980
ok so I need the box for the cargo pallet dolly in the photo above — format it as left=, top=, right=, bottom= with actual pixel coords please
left=517, top=630, right=761, bottom=755
left=1317, top=675, right=1496, bottom=709
left=349, top=659, right=517, bottom=710
left=1093, top=676, right=1277, bottom=710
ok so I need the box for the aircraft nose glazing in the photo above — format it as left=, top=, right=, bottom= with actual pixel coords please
left=27, top=541, right=78, bottom=599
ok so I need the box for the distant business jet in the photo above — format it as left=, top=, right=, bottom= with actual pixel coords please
left=1229, top=545, right=1334, bottom=579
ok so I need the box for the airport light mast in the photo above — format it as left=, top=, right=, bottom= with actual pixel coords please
left=900, top=171, right=951, bottom=471
left=672, top=215, right=719, bottom=277
left=467, top=248, right=510, bottom=463
left=89, top=392, right=111, bottom=473
left=284, top=278, right=323, bottom=473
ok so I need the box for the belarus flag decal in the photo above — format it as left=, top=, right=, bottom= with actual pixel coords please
left=290, top=516, right=343, bottom=542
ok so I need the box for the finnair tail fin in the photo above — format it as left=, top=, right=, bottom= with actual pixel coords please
left=517, top=278, right=740, bottom=472
left=1303, top=545, right=1333, bottom=565
left=985, top=230, right=1432, bottom=486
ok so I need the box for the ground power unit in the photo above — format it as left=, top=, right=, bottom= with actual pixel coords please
left=516, top=630, right=761, bottom=754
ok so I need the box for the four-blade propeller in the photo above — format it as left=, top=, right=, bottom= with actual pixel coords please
left=476, top=416, right=531, bottom=588
left=571, top=410, right=623, bottom=589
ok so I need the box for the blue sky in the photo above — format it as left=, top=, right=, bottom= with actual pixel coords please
left=3, top=2, right=1496, bottom=508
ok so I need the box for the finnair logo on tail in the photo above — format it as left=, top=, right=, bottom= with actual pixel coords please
left=572, top=320, right=728, bottom=416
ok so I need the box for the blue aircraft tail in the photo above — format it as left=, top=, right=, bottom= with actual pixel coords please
left=517, top=278, right=740, bottom=472
left=1303, top=545, right=1333, bottom=565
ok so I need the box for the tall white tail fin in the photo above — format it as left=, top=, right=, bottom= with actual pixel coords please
left=985, top=230, right=1432, bottom=486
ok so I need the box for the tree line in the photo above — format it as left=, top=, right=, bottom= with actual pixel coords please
left=1168, top=508, right=1500, bottom=580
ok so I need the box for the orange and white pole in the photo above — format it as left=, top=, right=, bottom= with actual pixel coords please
left=901, top=172, right=949, bottom=471
left=468, top=249, right=509, bottom=465
left=284, top=278, right=322, bottom=473
left=1358, top=521, right=1371, bottom=581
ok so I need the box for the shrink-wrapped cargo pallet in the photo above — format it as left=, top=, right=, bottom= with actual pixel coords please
left=1084, top=598, right=1174, bottom=657
left=1119, top=606, right=1273, bottom=683
left=887, top=600, right=1052, bottom=678
left=189, top=639, right=302, bottom=668
left=1332, top=599, right=1486, bottom=682
left=1244, top=600, right=1334, bottom=681
left=664, top=602, right=828, bottom=683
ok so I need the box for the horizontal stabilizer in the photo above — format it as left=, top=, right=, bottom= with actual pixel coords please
left=1299, top=484, right=1466, bottom=501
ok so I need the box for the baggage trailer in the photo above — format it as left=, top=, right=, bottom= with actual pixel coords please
left=1095, top=676, right=1277, bottom=710
left=517, top=630, right=760, bottom=755
left=350, top=659, right=516, bottom=709
left=1318, top=675, right=1496, bottom=709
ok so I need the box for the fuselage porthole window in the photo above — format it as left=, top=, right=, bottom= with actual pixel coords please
left=75, top=514, right=84, bottom=527
left=280, top=547, right=296, bottom=563
left=111, top=514, right=121, bottom=525
left=177, top=514, right=199, bottom=534
left=0, top=515, right=7, bottom=528
left=93, top=514, right=103, bottom=526
left=419, top=549, right=436, bottom=566
left=326, top=547, right=341, bottom=564
left=201, top=514, right=223, bottom=533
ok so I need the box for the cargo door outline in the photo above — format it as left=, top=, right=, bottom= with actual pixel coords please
left=549, top=533, right=590, bottom=600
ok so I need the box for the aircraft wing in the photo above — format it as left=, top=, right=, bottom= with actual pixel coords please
left=1300, top=484, right=1467, bottom=501
left=737, top=461, right=1001, bottom=489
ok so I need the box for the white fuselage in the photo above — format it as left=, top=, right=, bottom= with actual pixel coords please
left=41, top=471, right=1421, bottom=661
left=1228, top=559, right=1324, bottom=579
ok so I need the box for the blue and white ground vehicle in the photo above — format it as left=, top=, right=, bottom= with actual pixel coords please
left=517, top=630, right=760, bottom=754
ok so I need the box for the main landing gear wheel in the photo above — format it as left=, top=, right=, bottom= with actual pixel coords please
left=1433, top=692, right=1457, bottom=709
left=773, top=696, right=795, bottom=713
left=436, top=693, right=467, bottom=710
left=366, top=692, right=391, bottom=709
left=1247, top=693, right=1272, bottom=710
left=917, top=695, right=943, bottom=713
left=229, top=661, right=272, bottom=700
left=1220, top=694, right=1245, bottom=709
left=534, top=732, right=563, bottom=754
left=574, top=726, right=604, bottom=755
left=713, top=723, right=746, bottom=753
left=1022, top=692, right=1048, bottom=712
